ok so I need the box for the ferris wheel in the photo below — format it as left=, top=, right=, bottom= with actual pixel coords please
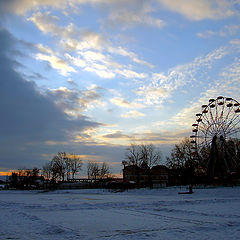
left=190, top=96, right=240, bottom=157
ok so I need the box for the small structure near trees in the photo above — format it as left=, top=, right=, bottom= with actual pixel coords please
left=123, top=164, right=168, bottom=188
left=123, top=143, right=167, bottom=188
left=7, top=168, right=45, bottom=189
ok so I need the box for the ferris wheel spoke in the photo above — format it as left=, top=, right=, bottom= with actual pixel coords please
left=215, top=103, right=221, bottom=128
left=200, top=124, right=217, bottom=135
left=198, top=118, right=209, bottom=129
left=208, top=107, right=216, bottom=125
left=225, top=110, right=238, bottom=126
left=217, top=105, right=234, bottom=134
left=201, top=111, right=215, bottom=133
left=226, top=126, right=240, bottom=136
left=201, top=113, right=210, bottom=126
left=198, top=128, right=215, bottom=138
left=223, top=103, right=234, bottom=125
left=224, top=114, right=240, bottom=134
left=209, top=107, right=220, bottom=134
left=219, top=103, right=225, bottom=120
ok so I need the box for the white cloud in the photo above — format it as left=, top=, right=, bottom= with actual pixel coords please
left=4, top=0, right=239, bottom=23
left=230, top=39, right=240, bottom=45
left=197, top=25, right=240, bottom=38
left=36, top=44, right=54, bottom=55
left=110, top=97, right=144, bottom=109
left=121, top=110, right=145, bottom=118
left=136, top=46, right=232, bottom=105
left=35, top=53, right=76, bottom=76
left=29, top=12, right=107, bottom=51
left=61, top=33, right=105, bottom=52
left=84, top=67, right=116, bottom=79
left=107, top=9, right=165, bottom=29
left=158, top=0, right=236, bottom=20
left=80, top=50, right=107, bottom=63
left=29, top=11, right=150, bottom=79
left=1, top=0, right=68, bottom=15
left=65, top=53, right=86, bottom=67
left=115, top=69, right=147, bottom=79
left=108, top=46, right=154, bottom=68
left=158, top=56, right=240, bottom=133
left=28, top=12, right=62, bottom=35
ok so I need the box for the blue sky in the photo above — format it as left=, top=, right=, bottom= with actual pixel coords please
left=1, top=0, right=240, bottom=176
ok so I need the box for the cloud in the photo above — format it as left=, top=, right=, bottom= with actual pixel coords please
left=116, top=69, right=148, bottom=79
left=102, top=131, right=130, bottom=139
left=121, top=110, right=145, bottom=118
left=65, top=53, right=86, bottom=68
left=29, top=11, right=150, bottom=79
left=230, top=39, right=240, bottom=45
left=1, top=0, right=165, bottom=31
left=136, top=46, right=232, bottom=105
left=197, top=25, right=240, bottom=38
left=0, top=29, right=100, bottom=169
left=108, top=46, right=154, bottom=68
left=29, top=12, right=107, bottom=50
left=28, top=12, right=62, bottom=35
left=153, top=56, right=240, bottom=136
left=107, top=4, right=165, bottom=29
left=47, top=85, right=105, bottom=117
left=0, top=0, right=67, bottom=15
left=35, top=53, right=76, bottom=76
left=158, top=0, right=236, bottom=20
left=0, top=0, right=122, bottom=15
left=36, top=44, right=54, bottom=55
left=110, top=97, right=144, bottom=109
left=2, top=0, right=238, bottom=25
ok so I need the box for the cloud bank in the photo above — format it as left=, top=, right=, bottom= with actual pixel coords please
left=0, top=29, right=99, bottom=169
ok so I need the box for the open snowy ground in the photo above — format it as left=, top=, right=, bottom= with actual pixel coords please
left=0, top=187, right=240, bottom=240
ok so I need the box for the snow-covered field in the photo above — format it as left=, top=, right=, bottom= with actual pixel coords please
left=0, top=187, right=240, bottom=240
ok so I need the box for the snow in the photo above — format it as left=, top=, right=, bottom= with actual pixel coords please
left=0, top=187, right=240, bottom=240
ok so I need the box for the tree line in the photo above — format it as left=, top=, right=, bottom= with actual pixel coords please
left=42, top=152, right=83, bottom=181
left=42, top=152, right=111, bottom=181
left=11, top=137, right=240, bottom=187
left=11, top=152, right=111, bottom=183
left=122, top=138, right=220, bottom=175
left=123, top=138, right=240, bottom=185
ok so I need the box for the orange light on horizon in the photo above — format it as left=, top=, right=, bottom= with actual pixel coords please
left=112, top=173, right=123, bottom=178
left=0, top=170, right=15, bottom=176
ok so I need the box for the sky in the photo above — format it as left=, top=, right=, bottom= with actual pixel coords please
left=1, top=0, right=240, bottom=177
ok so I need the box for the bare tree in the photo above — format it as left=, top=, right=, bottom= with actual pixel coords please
left=70, top=154, right=83, bottom=179
left=43, top=152, right=84, bottom=181
left=139, top=143, right=162, bottom=168
left=166, top=138, right=194, bottom=170
left=87, top=161, right=111, bottom=180
left=65, top=156, right=72, bottom=180
left=124, top=143, right=162, bottom=168
left=87, top=161, right=100, bottom=180
left=32, top=168, right=39, bottom=177
left=51, top=152, right=67, bottom=181
left=42, top=162, right=52, bottom=180
left=99, top=162, right=110, bottom=179
left=124, top=143, right=141, bottom=166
